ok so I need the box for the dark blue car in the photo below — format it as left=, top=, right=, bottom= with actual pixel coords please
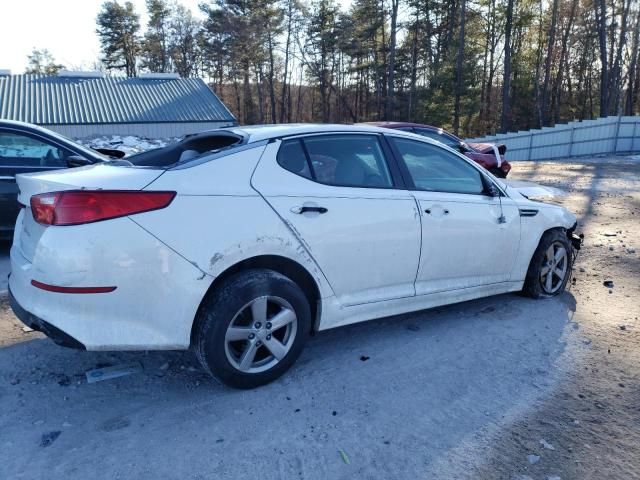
left=0, top=120, right=120, bottom=239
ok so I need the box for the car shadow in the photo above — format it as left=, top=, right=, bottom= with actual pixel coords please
left=0, top=291, right=576, bottom=479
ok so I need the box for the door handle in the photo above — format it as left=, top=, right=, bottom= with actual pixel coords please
left=291, top=206, right=328, bottom=214
left=443, top=209, right=450, bottom=215
left=424, top=209, right=431, bottom=214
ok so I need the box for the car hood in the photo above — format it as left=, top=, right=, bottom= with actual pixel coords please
left=500, top=179, right=567, bottom=199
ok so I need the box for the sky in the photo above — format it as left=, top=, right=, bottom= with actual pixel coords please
left=0, top=0, right=206, bottom=73
left=0, top=0, right=354, bottom=75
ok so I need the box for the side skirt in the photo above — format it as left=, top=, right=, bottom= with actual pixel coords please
left=317, top=281, right=524, bottom=331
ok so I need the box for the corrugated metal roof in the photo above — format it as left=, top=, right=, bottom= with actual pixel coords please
left=0, top=74, right=236, bottom=125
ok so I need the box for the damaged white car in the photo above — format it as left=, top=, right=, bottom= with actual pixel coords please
left=9, top=124, right=582, bottom=388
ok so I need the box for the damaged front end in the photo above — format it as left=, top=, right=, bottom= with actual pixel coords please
left=568, top=222, right=584, bottom=251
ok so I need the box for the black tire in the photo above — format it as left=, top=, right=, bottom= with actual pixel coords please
left=489, top=167, right=507, bottom=178
left=522, top=229, right=573, bottom=299
left=193, top=268, right=311, bottom=389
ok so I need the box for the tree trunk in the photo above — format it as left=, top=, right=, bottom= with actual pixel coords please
left=280, top=0, right=293, bottom=123
left=626, top=9, right=640, bottom=115
left=408, top=8, right=419, bottom=121
left=610, top=0, right=631, bottom=114
left=540, top=0, right=559, bottom=126
left=552, top=0, right=578, bottom=123
left=267, top=30, right=277, bottom=124
left=596, top=0, right=609, bottom=117
left=500, top=0, right=515, bottom=133
left=453, top=0, right=466, bottom=135
left=385, top=0, right=399, bottom=120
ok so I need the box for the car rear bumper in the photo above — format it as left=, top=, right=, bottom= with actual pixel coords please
left=9, top=214, right=212, bottom=351
left=9, top=284, right=85, bottom=349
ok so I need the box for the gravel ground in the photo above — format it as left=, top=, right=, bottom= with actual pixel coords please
left=0, top=156, right=638, bottom=479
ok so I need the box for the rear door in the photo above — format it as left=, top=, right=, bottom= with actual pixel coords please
left=0, top=129, right=76, bottom=236
left=251, top=133, right=421, bottom=307
left=387, top=135, right=521, bottom=295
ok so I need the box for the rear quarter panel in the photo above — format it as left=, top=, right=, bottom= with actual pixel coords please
left=134, top=146, right=334, bottom=299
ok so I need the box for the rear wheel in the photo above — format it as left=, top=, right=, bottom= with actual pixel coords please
left=193, top=269, right=311, bottom=389
left=522, top=229, right=572, bottom=298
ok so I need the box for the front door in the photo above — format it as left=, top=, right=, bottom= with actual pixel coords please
left=252, top=133, right=422, bottom=307
left=387, top=135, right=521, bottom=295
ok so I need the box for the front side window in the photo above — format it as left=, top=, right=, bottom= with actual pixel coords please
left=278, top=134, right=393, bottom=188
left=0, top=131, right=71, bottom=167
left=391, top=137, right=484, bottom=195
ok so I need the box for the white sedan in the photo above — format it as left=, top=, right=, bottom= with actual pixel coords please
left=9, top=124, right=581, bottom=388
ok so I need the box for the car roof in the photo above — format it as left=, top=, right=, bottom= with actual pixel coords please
left=362, top=121, right=440, bottom=130
left=0, top=119, right=60, bottom=136
left=212, top=123, right=407, bottom=143
left=0, top=119, right=106, bottom=160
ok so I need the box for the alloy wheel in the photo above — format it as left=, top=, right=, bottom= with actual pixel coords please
left=540, top=241, right=568, bottom=294
left=224, top=296, right=298, bottom=374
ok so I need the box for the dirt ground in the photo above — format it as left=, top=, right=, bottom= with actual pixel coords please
left=0, top=157, right=638, bottom=480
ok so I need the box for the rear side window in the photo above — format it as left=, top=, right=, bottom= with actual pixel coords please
left=391, top=137, right=484, bottom=194
left=277, top=139, right=312, bottom=179
left=277, top=135, right=393, bottom=188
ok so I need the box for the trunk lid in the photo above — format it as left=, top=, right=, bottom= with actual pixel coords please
left=468, top=142, right=507, bottom=155
left=16, top=164, right=164, bottom=205
left=15, top=164, right=164, bottom=262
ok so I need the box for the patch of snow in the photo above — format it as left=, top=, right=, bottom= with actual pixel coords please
left=540, top=439, right=555, bottom=450
left=527, top=454, right=540, bottom=464
left=77, top=135, right=178, bottom=157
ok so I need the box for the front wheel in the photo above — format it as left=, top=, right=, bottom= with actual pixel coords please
left=193, top=269, right=311, bottom=389
left=522, top=229, right=572, bottom=298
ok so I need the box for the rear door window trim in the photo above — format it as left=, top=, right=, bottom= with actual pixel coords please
left=275, top=132, right=407, bottom=190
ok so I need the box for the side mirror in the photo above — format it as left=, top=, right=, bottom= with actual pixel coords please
left=486, top=184, right=500, bottom=197
left=459, top=142, right=470, bottom=153
left=66, top=155, right=93, bottom=168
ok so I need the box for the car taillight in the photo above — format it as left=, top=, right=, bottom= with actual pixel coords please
left=30, top=190, right=176, bottom=226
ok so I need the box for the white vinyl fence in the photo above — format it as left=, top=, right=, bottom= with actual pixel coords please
left=465, top=115, right=640, bottom=161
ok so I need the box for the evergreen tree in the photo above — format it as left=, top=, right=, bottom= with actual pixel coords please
left=96, top=1, right=141, bottom=77
left=141, top=0, right=172, bottom=72
left=25, top=49, right=65, bottom=75
left=169, top=4, right=201, bottom=78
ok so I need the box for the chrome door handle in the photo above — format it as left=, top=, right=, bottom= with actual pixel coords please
left=443, top=209, right=450, bottom=215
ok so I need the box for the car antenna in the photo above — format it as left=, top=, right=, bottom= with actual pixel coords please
left=497, top=187, right=506, bottom=224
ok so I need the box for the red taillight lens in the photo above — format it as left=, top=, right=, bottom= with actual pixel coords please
left=30, top=190, right=176, bottom=226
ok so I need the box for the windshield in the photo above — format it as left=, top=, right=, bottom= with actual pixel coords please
left=31, top=126, right=110, bottom=161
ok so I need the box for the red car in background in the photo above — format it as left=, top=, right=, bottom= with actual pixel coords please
left=365, top=122, right=511, bottom=178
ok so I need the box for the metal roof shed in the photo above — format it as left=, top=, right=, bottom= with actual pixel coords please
left=0, top=71, right=237, bottom=139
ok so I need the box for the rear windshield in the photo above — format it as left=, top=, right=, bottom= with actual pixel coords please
left=127, top=132, right=244, bottom=168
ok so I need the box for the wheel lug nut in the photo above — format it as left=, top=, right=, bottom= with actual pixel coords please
left=254, top=322, right=262, bottom=329
left=266, top=322, right=272, bottom=330
left=266, top=334, right=271, bottom=340
left=256, top=341, right=262, bottom=346
left=248, top=333, right=255, bottom=340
